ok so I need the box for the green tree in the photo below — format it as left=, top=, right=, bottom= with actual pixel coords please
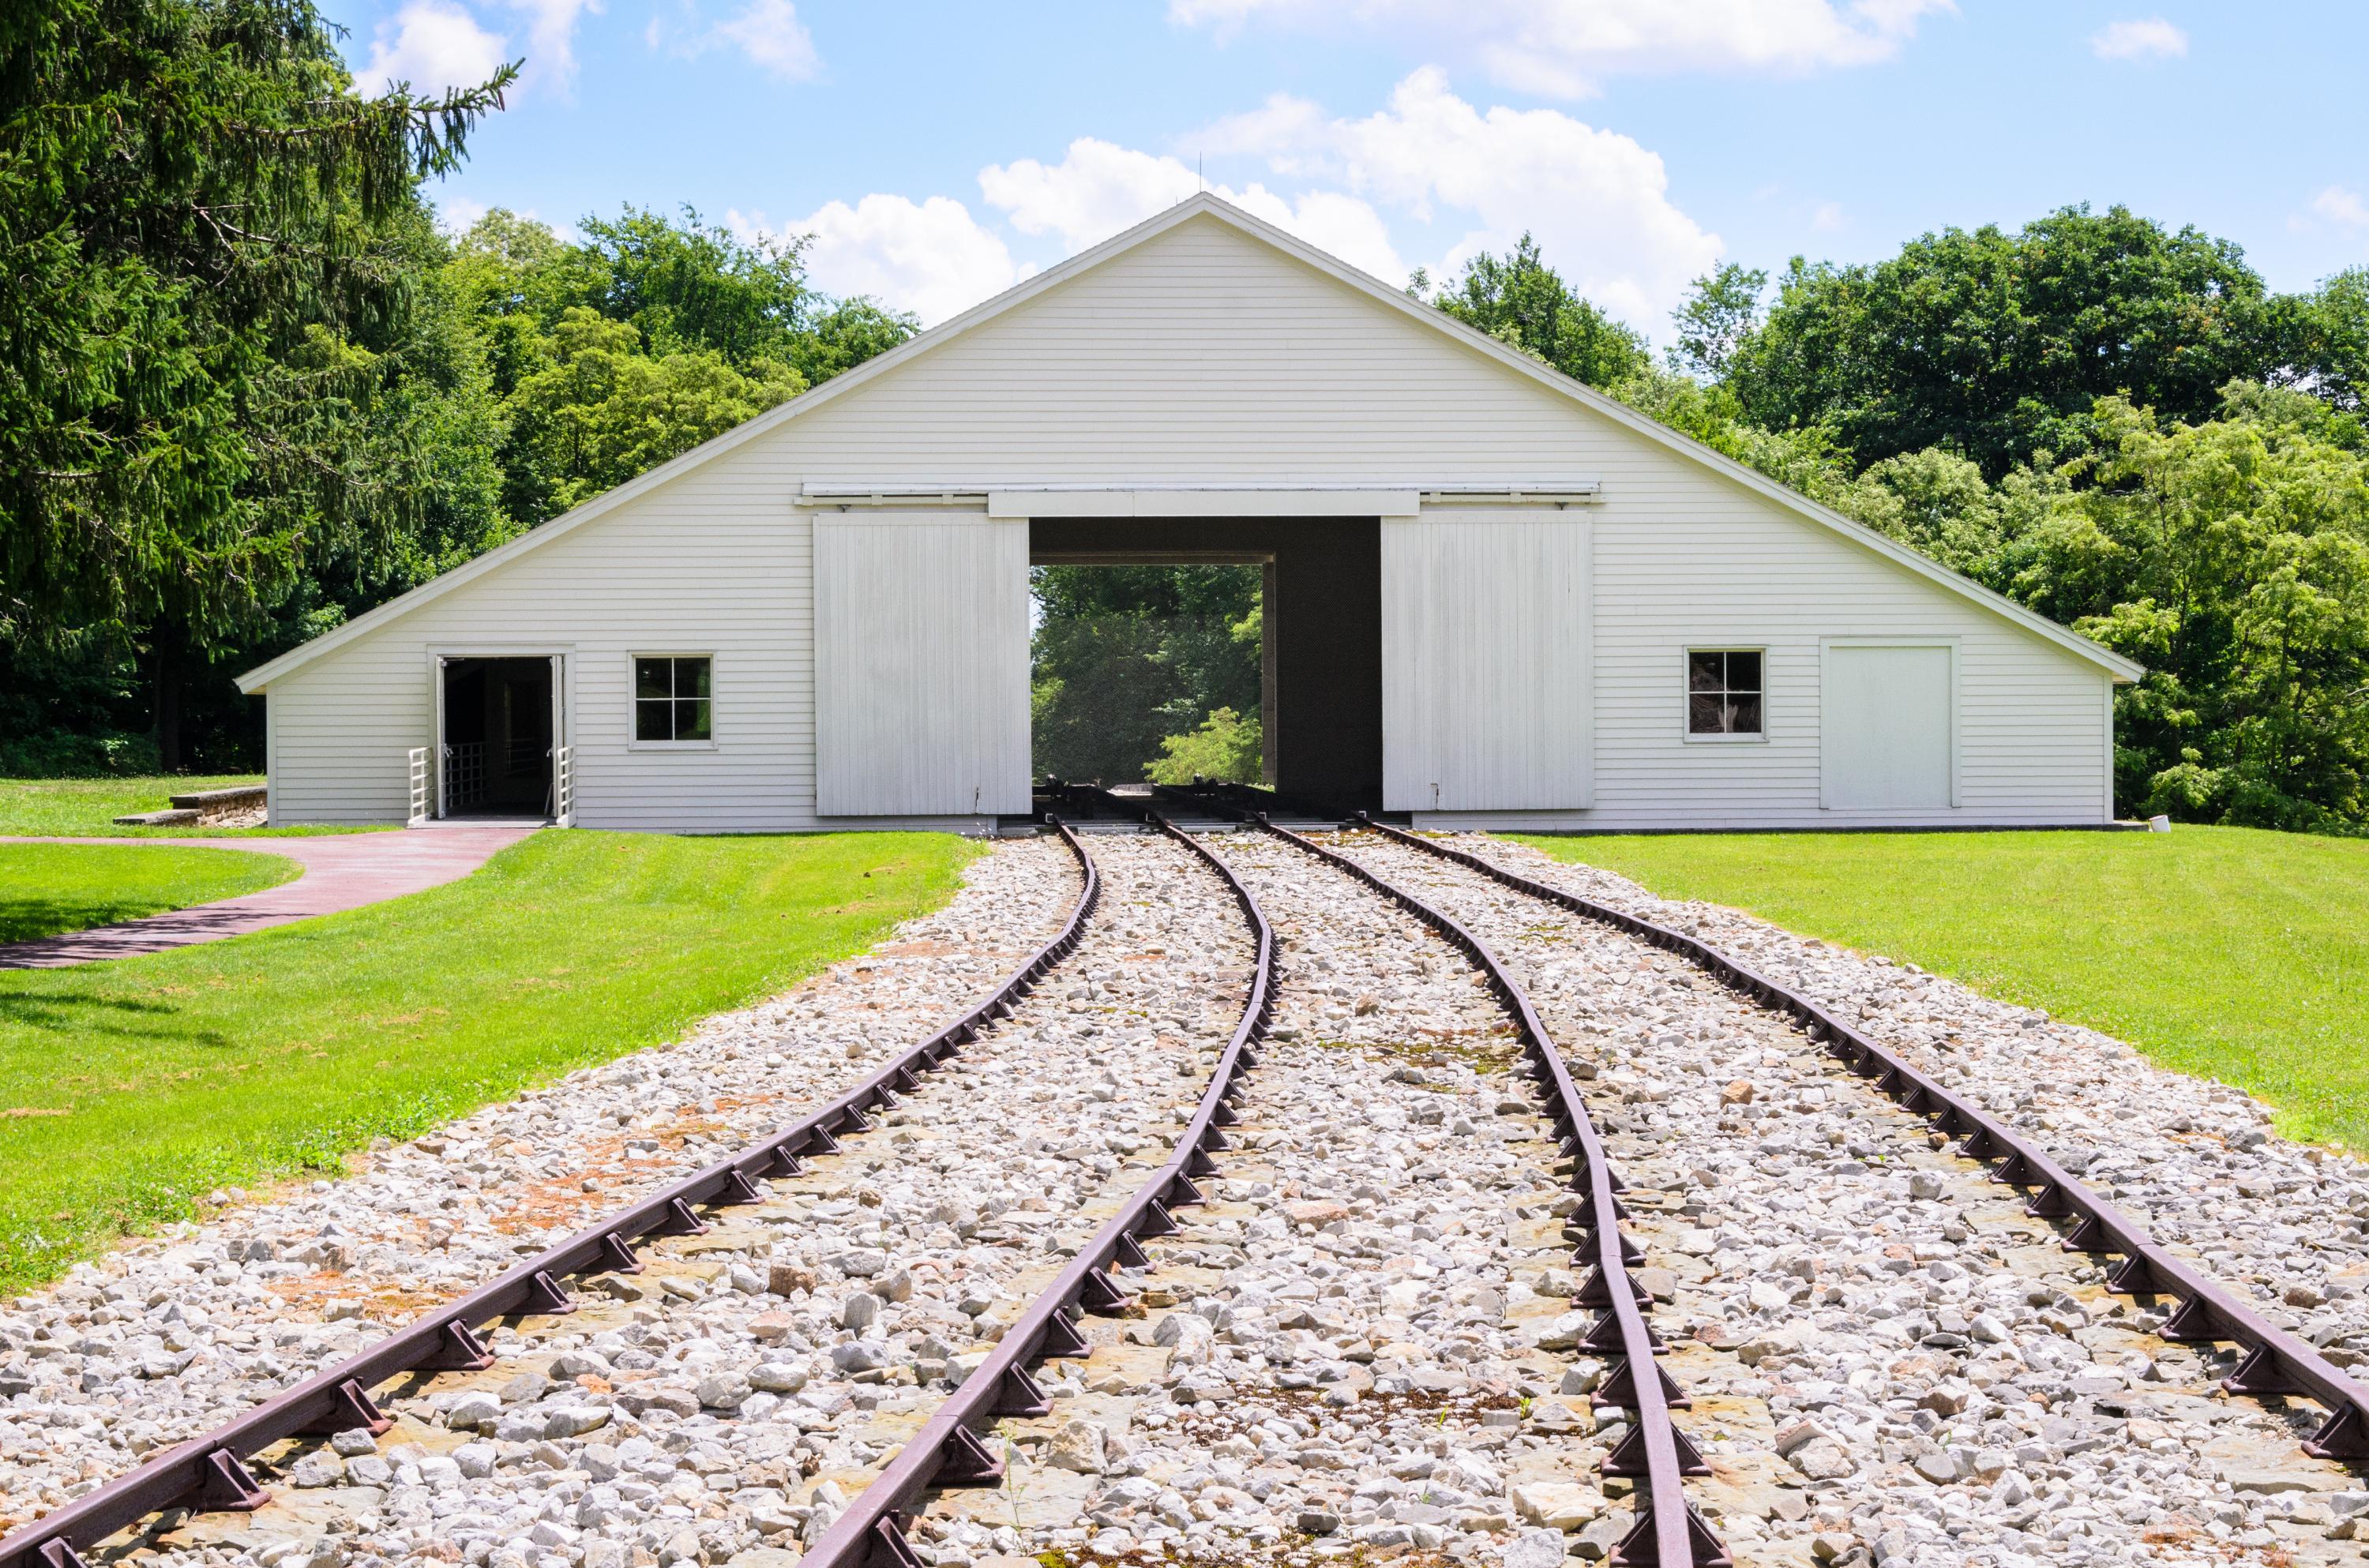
left=1727, top=205, right=2285, bottom=478
left=1145, top=707, right=1263, bottom=786
left=442, top=207, right=917, bottom=527
left=2022, top=386, right=2369, bottom=829
left=1031, top=565, right=1262, bottom=782
left=1419, top=235, right=1650, bottom=389
left=1666, top=262, right=1766, bottom=382
left=502, top=307, right=803, bottom=516
left=0, top=0, right=512, bottom=763
left=2285, top=267, right=2369, bottom=414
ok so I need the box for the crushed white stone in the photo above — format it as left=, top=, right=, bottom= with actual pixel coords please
left=0, top=835, right=1081, bottom=1532
left=1338, top=828, right=2367, bottom=1567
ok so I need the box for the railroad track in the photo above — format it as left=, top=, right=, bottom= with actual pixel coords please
left=796, top=816, right=1275, bottom=1568
left=1305, top=818, right=2368, bottom=1560
left=0, top=821, right=1278, bottom=1568
left=0, top=824, right=1135, bottom=1568
left=1346, top=818, right=2369, bottom=1466
left=9, top=814, right=2363, bottom=1567
left=1243, top=820, right=1727, bottom=1568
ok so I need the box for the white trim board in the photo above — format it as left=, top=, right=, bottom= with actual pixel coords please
left=238, top=193, right=2143, bottom=693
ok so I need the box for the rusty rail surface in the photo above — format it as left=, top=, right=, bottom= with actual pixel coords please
left=1254, top=819, right=1726, bottom=1568
left=0, top=822, right=1106, bottom=1568
left=1361, top=816, right=2369, bottom=1465
left=798, top=816, right=1276, bottom=1568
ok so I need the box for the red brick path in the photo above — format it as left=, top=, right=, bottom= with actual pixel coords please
left=0, top=827, right=534, bottom=969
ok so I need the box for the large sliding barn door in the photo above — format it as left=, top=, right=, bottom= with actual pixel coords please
left=815, top=512, right=1031, bottom=816
left=1381, top=509, right=1592, bottom=812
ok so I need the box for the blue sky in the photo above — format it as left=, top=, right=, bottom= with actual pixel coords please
left=346, top=0, right=2369, bottom=336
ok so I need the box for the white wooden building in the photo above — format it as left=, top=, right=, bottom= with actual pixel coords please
left=237, top=195, right=2140, bottom=833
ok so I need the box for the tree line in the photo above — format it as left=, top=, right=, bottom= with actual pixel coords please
left=8, top=0, right=2368, bottom=830
left=0, top=0, right=914, bottom=773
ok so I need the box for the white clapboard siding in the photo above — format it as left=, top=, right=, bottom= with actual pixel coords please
left=814, top=512, right=1030, bottom=816
left=1382, top=509, right=1591, bottom=811
left=258, top=208, right=2118, bottom=830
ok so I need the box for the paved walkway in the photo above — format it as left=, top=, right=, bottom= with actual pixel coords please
left=0, top=827, right=533, bottom=969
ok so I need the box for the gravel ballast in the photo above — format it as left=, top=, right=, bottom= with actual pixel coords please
left=907, top=827, right=1639, bottom=1568
left=0, top=835, right=1086, bottom=1536
left=13, top=823, right=2369, bottom=1568
left=1339, top=829, right=2367, bottom=1566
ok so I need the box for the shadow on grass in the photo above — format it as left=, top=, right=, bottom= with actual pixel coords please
left=0, top=988, right=233, bottom=1052
left=0, top=898, right=166, bottom=944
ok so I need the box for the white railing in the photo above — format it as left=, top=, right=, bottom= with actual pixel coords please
left=407, top=747, right=430, bottom=826
left=553, top=745, right=574, bottom=827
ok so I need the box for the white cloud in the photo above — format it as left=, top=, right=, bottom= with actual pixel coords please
left=1170, top=0, right=1951, bottom=97
left=1202, top=69, right=1720, bottom=325
left=711, top=0, right=820, bottom=79
left=978, top=138, right=1409, bottom=284
left=358, top=0, right=511, bottom=96
left=2313, top=186, right=2369, bottom=230
left=1811, top=201, right=1845, bottom=232
left=437, top=194, right=494, bottom=234
left=506, top=0, right=602, bottom=95
left=736, top=196, right=1024, bottom=327
left=2089, top=17, right=2187, bottom=60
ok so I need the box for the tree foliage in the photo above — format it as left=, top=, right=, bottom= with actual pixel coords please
left=0, top=0, right=516, bottom=762
left=1725, top=205, right=2294, bottom=478
left=1031, top=565, right=1262, bottom=784
left=1416, top=235, right=1650, bottom=389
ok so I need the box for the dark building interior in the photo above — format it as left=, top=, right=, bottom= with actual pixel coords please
left=441, top=656, right=554, bottom=817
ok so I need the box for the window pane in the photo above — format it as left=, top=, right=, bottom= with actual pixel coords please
left=677, top=699, right=711, bottom=741
left=1726, top=650, right=1763, bottom=693
left=1728, top=693, right=1763, bottom=734
left=636, top=658, right=672, bottom=700
left=636, top=699, right=673, bottom=741
left=1688, top=693, right=1725, bottom=733
left=1688, top=651, right=1725, bottom=692
left=681, top=658, right=711, bottom=698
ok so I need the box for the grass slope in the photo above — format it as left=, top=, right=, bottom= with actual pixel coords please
left=0, top=843, right=299, bottom=943
left=0, top=829, right=979, bottom=1293
left=1513, top=827, right=2369, bottom=1152
left=0, top=775, right=374, bottom=836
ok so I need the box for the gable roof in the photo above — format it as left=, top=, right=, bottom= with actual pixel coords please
left=239, top=193, right=2142, bottom=692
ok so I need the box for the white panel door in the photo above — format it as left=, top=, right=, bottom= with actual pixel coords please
left=1822, top=643, right=1954, bottom=810
left=815, top=512, right=1031, bottom=816
left=1381, top=509, right=1592, bottom=812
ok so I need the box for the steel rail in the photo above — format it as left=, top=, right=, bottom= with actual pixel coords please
left=0, top=822, right=1106, bottom=1568
left=1251, top=819, right=1726, bottom=1568
left=798, top=816, right=1276, bottom=1568
left=1359, top=816, right=2369, bottom=1465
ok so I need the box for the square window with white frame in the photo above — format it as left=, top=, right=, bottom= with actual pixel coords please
left=1688, top=649, right=1763, bottom=737
left=634, top=656, right=712, bottom=743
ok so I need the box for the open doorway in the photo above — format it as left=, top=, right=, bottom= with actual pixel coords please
left=440, top=657, right=557, bottom=819
left=1028, top=517, right=1383, bottom=816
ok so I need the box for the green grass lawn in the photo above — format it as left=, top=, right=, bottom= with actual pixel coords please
left=0, top=829, right=980, bottom=1294
left=0, top=843, right=300, bottom=944
left=1511, top=826, right=2369, bottom=1153
left=0, top=775, right=376, bottom=837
